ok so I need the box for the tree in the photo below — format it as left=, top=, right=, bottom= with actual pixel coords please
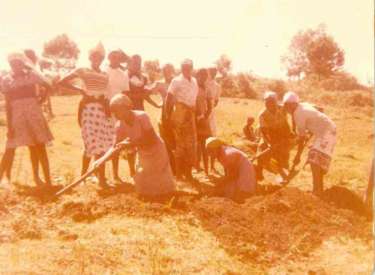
left=282, top=25, right=344, bottom=79
left=215, top=54, right=232, bottom=77
left=43, top=34, right=80, bottom=74
left=143, top=59, right=161, bottom=82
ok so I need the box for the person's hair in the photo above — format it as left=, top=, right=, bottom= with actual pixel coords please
left=208, top=67, right=217, bottom=78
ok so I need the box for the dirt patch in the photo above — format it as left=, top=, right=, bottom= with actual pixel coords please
left=192, top=187, right=372, bottom=267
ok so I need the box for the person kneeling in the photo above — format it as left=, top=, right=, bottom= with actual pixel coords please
left=110, top=94, right=176, bottom=199
left=206, top=137, right=257, bottom=201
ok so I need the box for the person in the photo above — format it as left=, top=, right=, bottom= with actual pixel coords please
left=125, top=54, right=160, bottom=111
left=364, top=159, right=374, bottom=209
left=110, top=94, right=175, bottom=199
left=206, top=66, right=221, bottom=173
left=205, top=137, right=257, bottom=201
left=152, top=63, right=176, bottom=174
left=125, top=54, right=161, bottom=176
left=24, top=49, right=55, bottom=119
left=283, top=91, right=336, bottom=196
left=165, top=59, right=198, bottom=181
left=256, top=91, right=294, bottom=183
left=195, top=68, right=212, bottom=175
left=59, top=43, right=113, bottom=189
left=242, top=116, right=259, bottom=153
left=0, top=52, right=54, bottom=187
left=106, top=49, right=130, bottom=182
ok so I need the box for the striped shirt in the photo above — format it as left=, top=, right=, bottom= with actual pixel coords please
left=75, top=68, right=109, bottom=98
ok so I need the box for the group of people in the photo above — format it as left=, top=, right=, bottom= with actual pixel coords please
left=0, top=42, right=339, bottom=201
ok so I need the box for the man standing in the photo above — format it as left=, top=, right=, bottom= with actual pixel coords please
left=165, top=59, right=198, bottom=181
left=256, top=91, right=293, bottom=183
left=153, top=63, right=176, bottom=174
left=283, top=91, right=336, bottom=196
left=106, top=49, right=130, bottom=182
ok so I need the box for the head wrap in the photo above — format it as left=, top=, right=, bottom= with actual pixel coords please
left=110, top=94, right=133, bottom=111
left=7, top=52, right=29, bottom=64
left=264, top=91, right=277, bottom=101
left=108, top=49, right=128, bottom=63
left=283, top=91, right=300, bottom=104
left=181, top=58, right=193, bottom=67
left=205, top=137, right=225, bottom=150
left=89, top=42, right=105, bottom=58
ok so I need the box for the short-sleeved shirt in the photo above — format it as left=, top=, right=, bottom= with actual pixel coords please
left=106, top=67, right=129, bottom=100
left=258, top=105, right=291, bottom=143
left=75, top=68, right=109, bottom=98
left=293, top=103, right=336, bottom=138
left=206, top=79, right=221, bottom=104
left=167, top=74, right=198, bottom=108
left=1, top=71, right=42, bottom=100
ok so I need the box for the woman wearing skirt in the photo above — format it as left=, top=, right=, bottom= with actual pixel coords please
left=1, top=52, right=54, bottom=187
left=59, top=43, right=114, bottom=188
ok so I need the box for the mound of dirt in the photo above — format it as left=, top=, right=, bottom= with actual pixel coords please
left=192, top=187, right=372, bottom=266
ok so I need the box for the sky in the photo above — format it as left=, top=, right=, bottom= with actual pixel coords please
left=0, top=0, right=373, bottom=84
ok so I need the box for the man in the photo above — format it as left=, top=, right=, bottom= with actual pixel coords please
left=165, top=59, right=198, bottom=181
left=126, top=54, right=160, bottom=111
left=283, top=91, right=336, bottom=196
left=106, top=49, right=130, bottom=182
left=256, top=91, right=293, bottom=183
left=206, top=66, right=222, bottom=173
left=152, top=63, right=176, bottom=174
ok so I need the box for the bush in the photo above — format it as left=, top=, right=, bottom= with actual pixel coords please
left=268, top=79, right=287, bottom=100
left=318, top=71, right=364, bottom=91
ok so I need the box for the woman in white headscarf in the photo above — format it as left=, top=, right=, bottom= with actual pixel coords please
left=0, top=52, right=54, bottom=187
left=59, top=43, right=114, bottom=188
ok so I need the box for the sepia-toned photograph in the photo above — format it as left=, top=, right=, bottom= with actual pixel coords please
left=0, top=0, right=373, bottom=274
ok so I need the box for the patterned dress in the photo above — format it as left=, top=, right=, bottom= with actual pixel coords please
left=2, top=71, right=53, bottom=148
left=116, top=111, right=175, bottom=196
left=75, top=68, right=114, bottom=157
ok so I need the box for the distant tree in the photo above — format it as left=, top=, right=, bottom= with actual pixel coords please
left=282, top=25, right=344, bottom=80
left=237, top=73, right=257, bottom=99
left=216, top=54, right=232, bottom=77
left=43, top=34, right=80, bottom=74
left=143, top=59, right=161, bottom=82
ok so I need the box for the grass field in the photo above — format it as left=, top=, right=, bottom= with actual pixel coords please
left=0, top=94, right=373, bottom=274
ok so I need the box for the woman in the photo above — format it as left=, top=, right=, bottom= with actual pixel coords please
left=0, top=52, right=53, bottom=187
left=195, top=68, right=212, bottom=175
left=59, top=43, right=113, bottom=188
left=110, top=94, right=175, bottom=198
left=206, top=137, right=257, bottom=201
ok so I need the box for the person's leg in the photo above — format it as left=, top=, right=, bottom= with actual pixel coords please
left=28, top=145, right=42, bottom=185
left=81, top=152, right=91, bottom=176
left=112, top=152, right=123, bottom=182
left=196, top=137, right=203, bottom=171
left=127, top=152, right=136, bottom=177
left=166, top=146, right=176, bottom=175
left=311, top=163, right=324, bottom=196
left=0, top=148, right=15, bottom=182
left=201, top=139, right=209, bottom=175
left=95, top=154, right=107, bottom=188
left=36, top=144, right=52, bottom=186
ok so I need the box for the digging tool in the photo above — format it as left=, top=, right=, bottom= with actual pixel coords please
left=250, top=147, right=271, bottom=162
left=284, top=135, right=313, bottom=184
left=55, top=141, right=130, bottom=197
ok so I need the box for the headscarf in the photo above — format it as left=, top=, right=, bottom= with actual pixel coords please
left=205, top=137, right=225, bottom=150
left=181, top=58, right=193, bottom=67
left=110, top=94, right=133, bottom=111
left=7, top=52, right=29, bottom=64
left=108, top=49, right=128, bottom=63
left=263, top=90, right=277, bottom=101
left=282, top=91, right=300, bottom=104
left=89, top=42, right=105, bottom=58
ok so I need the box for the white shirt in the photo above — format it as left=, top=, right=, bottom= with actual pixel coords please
left=293, top=103, right=336, bottom=138
left=167, top=74, right=198, bottom=108
left=206, top=79, right=221, bottom=102
left=106, top=67, right=130, bottom=100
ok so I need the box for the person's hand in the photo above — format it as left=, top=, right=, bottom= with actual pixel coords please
left=116, top=138, right=131, bottom=149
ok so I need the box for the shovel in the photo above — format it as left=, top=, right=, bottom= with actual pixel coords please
left=55, top=141, right=129, bottom=197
